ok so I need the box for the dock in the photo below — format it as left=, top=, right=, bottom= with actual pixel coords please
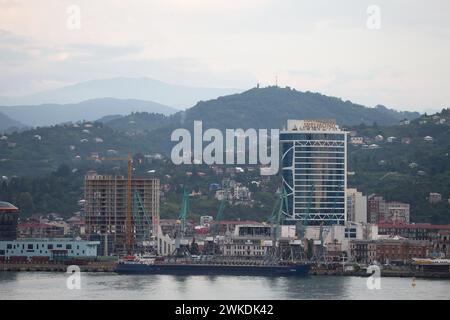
left=0, top=262, right=116, bottom=272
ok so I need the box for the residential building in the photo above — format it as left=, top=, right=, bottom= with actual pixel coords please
left=280, top=119, right=348, bottom=225
left=350, top=137, right=364, bottom=145
left=368, top=195, right=410, bottom=224
left=18, top=222, right=65, bottom=238
left=346, top=188, right=367, bottom=223
left=384, top=202, right=410, bottom=224
left=429, top=193, right=442, bottom=204
left=367, top=195, right=386, bottom=224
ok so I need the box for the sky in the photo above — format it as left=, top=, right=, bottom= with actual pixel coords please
left=0, top=0, right=449, bottom=112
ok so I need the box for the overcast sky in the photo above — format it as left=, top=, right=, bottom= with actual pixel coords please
left=0, top=0, right=449, bottom=111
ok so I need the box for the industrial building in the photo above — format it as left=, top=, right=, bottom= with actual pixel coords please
left=84, top=174, right=160, bottom=254
left=221, top=224, right=273, bottom=257
left=304, top=222, right=378, bottom=256
left=0, top=238, right=99, bottom=262
left=0, top=201, right=19, bottom=241
left=378, top=223, right=450, bottom=258
left=350, top=238, right=430, bottom=265
left=280, top=119, right=348, bottom=225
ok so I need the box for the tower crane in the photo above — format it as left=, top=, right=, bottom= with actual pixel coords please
left=178, top=187, right=189, bottom=238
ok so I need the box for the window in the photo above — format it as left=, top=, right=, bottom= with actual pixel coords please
left=27, top=244, right=33, bottom=250
left=48, top=244, right=53, bottom=250
left=57, top=244, right=62, bottom=248
left=6, top=244, right=12, bottom=249
left=66, top=244, right=72, bottom=250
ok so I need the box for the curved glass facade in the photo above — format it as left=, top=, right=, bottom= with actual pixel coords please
left=280, top=124, right=347, bottom=226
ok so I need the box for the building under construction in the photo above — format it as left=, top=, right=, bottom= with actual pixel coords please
left=84, top=174, right=160, bottom=254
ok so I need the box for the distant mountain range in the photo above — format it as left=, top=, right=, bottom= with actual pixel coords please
left=0, top=98, right=177, bottom=127
left=0, top=77, right=241, bottom=109
left=0, top=111, right=27, bottom=133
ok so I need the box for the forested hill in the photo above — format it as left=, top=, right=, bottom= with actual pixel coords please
left=179, top=86, right=420, bottom=129
left=105, top=86, right=421, bottom=135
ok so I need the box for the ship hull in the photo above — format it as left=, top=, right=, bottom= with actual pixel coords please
left=116, top=263, right=310, bottom=277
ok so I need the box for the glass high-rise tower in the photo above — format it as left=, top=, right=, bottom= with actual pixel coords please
left=280, top=120, right=347, bottom=226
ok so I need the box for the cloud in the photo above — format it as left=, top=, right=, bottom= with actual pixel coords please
left=0, top=1, right=450, bottom=111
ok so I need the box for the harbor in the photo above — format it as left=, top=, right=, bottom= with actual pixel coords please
left=1, top=259, right=450, bottom=279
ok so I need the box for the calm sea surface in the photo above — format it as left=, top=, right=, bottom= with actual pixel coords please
left=0, top=272, right=449, bottom=300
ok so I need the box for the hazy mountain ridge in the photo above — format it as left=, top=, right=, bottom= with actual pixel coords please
left=0, top=111, right=28, bottom=133
left=0, top=77, right=241, bottom=109
left=0, top=97, right=177, bottom=127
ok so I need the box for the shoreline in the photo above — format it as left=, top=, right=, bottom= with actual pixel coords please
left=1, top=263, right=450, bottom=279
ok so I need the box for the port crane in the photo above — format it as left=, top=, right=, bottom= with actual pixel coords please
left=172, top=187, right=191, bottom=258
left=266, top=187, right=288, bottom=263
left=178, top=187, right=189, bottom=238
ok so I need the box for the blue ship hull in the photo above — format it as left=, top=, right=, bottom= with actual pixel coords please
left=116, top=263, right=311, bottom=277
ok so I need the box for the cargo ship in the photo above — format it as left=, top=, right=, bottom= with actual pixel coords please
left=115, top=255, right=311, bottom=277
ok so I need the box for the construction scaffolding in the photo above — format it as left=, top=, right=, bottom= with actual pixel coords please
left=84, top=174, right=160, bottom=254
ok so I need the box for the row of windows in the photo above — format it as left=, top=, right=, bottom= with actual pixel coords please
left=295, top=151, right=345, bottom=159
left=293, top=166, right=345, bottom=171
left=294, top=162, right=345, bottom=170
left=294, top=210, right=346, bottom=215
left=292, top=158, right=346, bottom=164
left=295, top=146, right=345, bottom=152
left=225, top=245, right=263, bottom=250
left=225, top=251, right=266, bottom=256
left=295, top=203, right=345, bottom=209
left=5, top=243, right=80, bottom=250
left=3, top=249, right=86, bottom=255
left=294, top=191, right=345, bottom=196
left=293, top=179, right=345, bottom=184
left=280, top=133, right=346, bottom=141
left=294, top=174, right=345, bottom=179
